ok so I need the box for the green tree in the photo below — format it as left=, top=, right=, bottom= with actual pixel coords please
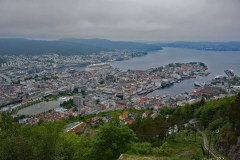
left=127, top=142, right=152, bottom=156
left=0, top=120, right=65, bottom=160
left=96, top=99, right=100, bottom=104
left=55, top=133, right=91, bottom=160
left=229, top=93, right=240, bottom=134
left=99, top=80, right=104, bottom=84
left=91, top=117, right=137, bottom=160
left=73, top=107, right=78, bottom=112
left=130, top=115, right=169, bottom=144
left=0, top=112, right=13, bottom=130
left=81, top=89, right=86, bottom=95
left=60, top=99, right=75, bottom=109
left=30, top=121, right=65, bottom=160
left=154, top=142, right=172, bottom=156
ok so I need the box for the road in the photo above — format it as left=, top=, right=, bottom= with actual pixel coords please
left=197, top=129, right=226, bottom=160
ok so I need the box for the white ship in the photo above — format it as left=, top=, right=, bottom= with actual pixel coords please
left=85, top=63, right=111, bottom=71
left=215, top=75, right=225, bottom=80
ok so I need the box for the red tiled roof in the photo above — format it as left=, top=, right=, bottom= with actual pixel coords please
left=127, top=120, right=134, bottom=125
left=145, top=111, right=150, bottom=116
left=119, top=113, right=128, bottom=120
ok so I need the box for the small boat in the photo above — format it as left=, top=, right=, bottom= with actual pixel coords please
left=194, top=82, right=201, bottom=87
left=215, top=75, right=225, bottom=80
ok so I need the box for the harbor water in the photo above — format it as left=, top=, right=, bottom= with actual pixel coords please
left=111, top=47, right=240, bottom=96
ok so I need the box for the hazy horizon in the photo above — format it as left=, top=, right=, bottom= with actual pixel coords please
left=0, top=0, right=240, bottom=42
left=1, top=37, right=240, bottom=43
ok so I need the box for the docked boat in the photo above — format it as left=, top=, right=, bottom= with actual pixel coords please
left=194, top=82, right=201, bottom=88
left=85, top=63, right=111, bottom=71
left=215, top=75, right=225, bottom=80
left=224, top=69, right=234, bottom=78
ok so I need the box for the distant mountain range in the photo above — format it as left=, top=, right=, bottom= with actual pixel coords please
left=0, top=38, right=162, bottom=56
left=155, top=41, right=240, bottom=51
left=0, top=39, right=109, bottom=56
left=59, top=38, right=162, bottom=51
left=0, top=38, right=240, bottom=56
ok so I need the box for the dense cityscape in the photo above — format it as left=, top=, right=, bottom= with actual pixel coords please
left=1, top=50, right=240, bottom=159
left=1, top=51, right=239, bottom=127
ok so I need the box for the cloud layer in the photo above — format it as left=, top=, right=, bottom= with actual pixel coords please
left=0, top=0, right=240, bottom=41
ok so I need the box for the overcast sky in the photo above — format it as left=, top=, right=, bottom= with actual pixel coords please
left=0, top=0, right=240, bottom=41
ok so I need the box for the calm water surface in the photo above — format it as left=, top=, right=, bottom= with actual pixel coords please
left=18, top=96, right=72, bottom=115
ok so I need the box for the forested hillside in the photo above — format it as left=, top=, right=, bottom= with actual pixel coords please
left=0, top=39, right=109, bottom=55
left=0, top=94, right=239, bottom=160
left=169, top=93, right=240, bottom=159
left=0, top=38, right=162, bottom=56
left=59, top=38, right=162, bottom=51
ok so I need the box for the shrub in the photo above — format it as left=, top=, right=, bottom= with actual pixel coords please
left=127, top=142, right=153, bottom=156
left=207, top=118, right=225, bottom=132
left=154, top=142, right=172, bottom=156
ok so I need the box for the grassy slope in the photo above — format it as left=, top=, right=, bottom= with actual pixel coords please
left=164, top=132, right=204, bottom=159
left=123, top=131, right=205, bottom=160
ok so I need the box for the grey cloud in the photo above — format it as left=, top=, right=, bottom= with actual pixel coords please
left=0, top=0, right=239, bottom=41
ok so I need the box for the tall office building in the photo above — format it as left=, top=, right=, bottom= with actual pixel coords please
left=73, top=96, right=83, bottom=107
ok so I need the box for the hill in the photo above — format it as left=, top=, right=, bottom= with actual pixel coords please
left=0, top=38, right=109, bottom=55
left=1, top=39, right=239, bottom=56
left=168, top=94, right=240, bottom=159
left=59, top=38, right=162, bottom=51
left=1, top=94, right=240, bottom=160
left=0, top=38, right=162, bottom=56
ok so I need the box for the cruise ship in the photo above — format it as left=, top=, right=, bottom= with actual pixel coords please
left=215, top=75, right=225, bottom=80
left=85, top=63, right=112, bottom=71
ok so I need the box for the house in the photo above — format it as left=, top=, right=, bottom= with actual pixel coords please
left=18, top=118, right=29, bottom=125
left=88, top=116, right=100, bottom=125
left=102, top=114, right=112, bottom=123
left=192, top=88, right=218, bottom=96
left=188, top=119, right=199, bottom=127
left=142, top=111, right=150, bottom=118
left=54, top=107, right=67, bottom=113
left=116, top=100, right=129, bottom=108
left=65, top=122, right=87, bottom=135
left=129, top=113, right=138, bottom=120
left=127, top=120, right=134, bottom=125
left=151, top=113, right=159, bottom=119
left=120, top=121, right=127, bottom=125
left=119, top=113, right=128, bottom=120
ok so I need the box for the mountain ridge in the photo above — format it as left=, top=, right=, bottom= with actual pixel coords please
left=59, top=38, right=162, bottom=51
left=1, top=38, right=240, bottom=56
left=0, top=38, right=162, bottom=55
left=0, top=38, right=109, bottom=55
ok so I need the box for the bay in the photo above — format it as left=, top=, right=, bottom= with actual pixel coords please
left=111, top=47, right=240, bottom=97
